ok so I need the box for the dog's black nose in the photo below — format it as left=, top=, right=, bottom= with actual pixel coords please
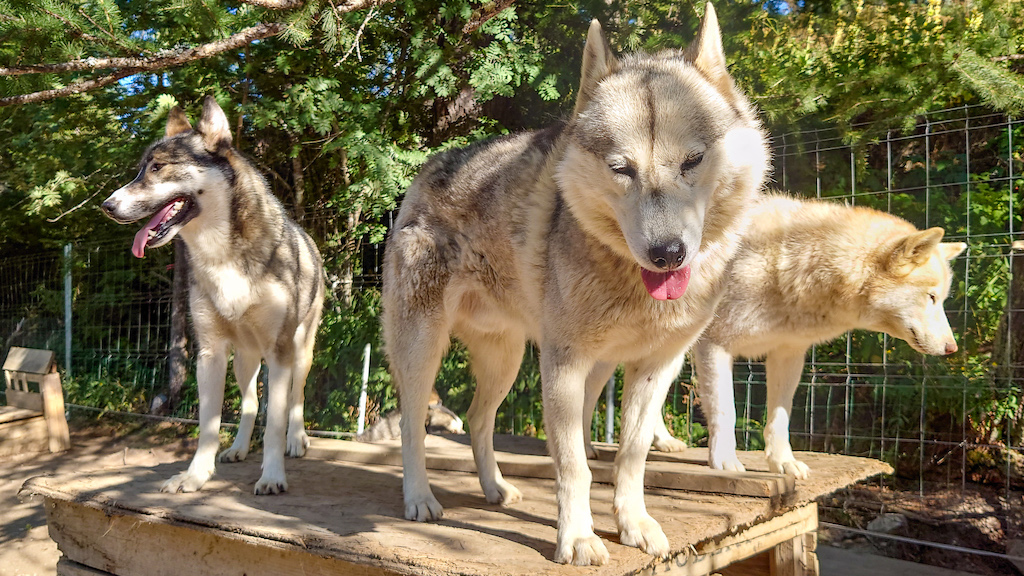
left=100, top=199, right=116, bottom=215
left=649, top=239, right=686, bottom=270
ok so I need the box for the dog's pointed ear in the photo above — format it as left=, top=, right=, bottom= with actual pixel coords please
left=939, top=241, right=967, bottom=261
left=573, top=19, right=618, bottom=118
left=194, top=96, right=233, bottom=153
left=889, top=227, right=945, bottom=274
left=165, top=107, right=192, bottom=138
left=684, top=3, right=735, bottom=100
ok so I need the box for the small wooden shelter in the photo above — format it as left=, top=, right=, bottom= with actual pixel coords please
left=1, top=346, right=71, bottom=456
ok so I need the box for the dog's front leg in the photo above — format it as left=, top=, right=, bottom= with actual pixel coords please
left=542, top=347, right=608, bottom=566
left=254, top=357, right=291, bottom=494
left=614, top=352, right=686, bottom=559
left=162, top=342, right=229, bottom=493
left=764, top=348, right=810, bottom=479
left=692, top=339, right=744, bottom=472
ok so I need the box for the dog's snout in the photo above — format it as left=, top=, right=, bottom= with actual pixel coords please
left=100, top=198, right=117, bottom=216
left=944, top=341, right=958, bottom=355
left=649, top=239, right=686, bottom=270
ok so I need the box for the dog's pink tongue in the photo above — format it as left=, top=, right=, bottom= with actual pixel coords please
left=641, top=266, right=691, bottom=301
left=131, top=203, right=177, bottom=259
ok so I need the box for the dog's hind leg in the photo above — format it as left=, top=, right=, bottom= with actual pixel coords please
left=219, top=349, right=261, bottom=463
left=613, top=352, right=686, bottom=559
left=387, top=312, right=450, bottom=521
left=463, top=330, right=525, bottom=506
left=162, top=339, right=229, bottom=493
left=692, top=339, right=744, bottom=472
left=581, top=362, right=616, bottom=459
left=286, top=325, right=315, bottom=458
left=254, top=356, right=292, bottom=494
left=764, top=348, right=810, bottom=479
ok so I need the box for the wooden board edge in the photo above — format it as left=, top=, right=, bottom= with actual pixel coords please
left=637, top=503, right=818, bottom=576
left=307, top=439, right=792, bottom=500
left=43, top=496, right=426, bottom=576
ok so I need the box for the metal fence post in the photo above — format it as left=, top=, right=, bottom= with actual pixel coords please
left=357, top=343, right=371, bottom=434
left=63, top=243, right=72, bottom=378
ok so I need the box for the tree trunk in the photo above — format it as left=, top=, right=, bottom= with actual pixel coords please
left=165, top=238, right=190, bottom=415
left=996, top=241, right=1024, bottom=444
left=290, top=132, right=305, bottom=223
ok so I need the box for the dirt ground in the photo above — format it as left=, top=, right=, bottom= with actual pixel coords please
left=3, top=417, right=1022, bottom=576
left=0, top=417, right=198, bottom=576
left=819, top=482, right=1024, bottom=575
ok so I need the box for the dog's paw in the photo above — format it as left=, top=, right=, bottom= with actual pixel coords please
left=554, top=530, right=609, bottom=566
left=709, top=453, right=746, bottom=473
left=404, top=495, right=444, bottom=521
left=161, top=470, right=211, bottom=493
left=254, top=472, right=289, bottom=495
left=286, top=430, right=310, bottom=458
left=618, top=510, right=670, bottom=558
left=218, top=445, right=249, bottom=463
left=769, top=457, right=810, bottom=480
left=652, top=434, right=687, bottom=453
left=483, top=478, right=522, bottom=507
left=252, top=467, right=288, bottom=494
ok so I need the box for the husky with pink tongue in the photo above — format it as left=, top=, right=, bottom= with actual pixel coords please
left=101, top=96, right=324, bottom=496
left=382, top=3, right=769, bottom=565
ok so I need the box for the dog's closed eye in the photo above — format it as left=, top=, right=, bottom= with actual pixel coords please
left=680, top=152, right=704, bottom=175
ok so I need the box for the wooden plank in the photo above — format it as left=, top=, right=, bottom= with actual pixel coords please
left=0, top=405, right=42, bottom=424
left=0, top=415, right=49, bottom=458
left=45, top=497, right=402, bottom=576
left=770, top=535, right=799, bottom=576
left=6, top=387, right=44, bottom=412
left=3, top=346, right=55, bottom=374
left=308, top=438, right=795, bottom=500
left=25, top=438, right=891, bottom=576
left=802, top=532, right=819, bottom=576
left=57, top=558, right=115, bottom=576
left=635, top=503, right=818, bottom=576
left=41, top=371, right=70, bottom=452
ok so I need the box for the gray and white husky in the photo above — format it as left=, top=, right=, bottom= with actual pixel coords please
left=101, top=97, right=325, bottom=495
left=381, top=3, right=769, bottom=565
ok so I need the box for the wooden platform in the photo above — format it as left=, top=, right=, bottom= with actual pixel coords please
left=21, top=435, right=891, bottom=576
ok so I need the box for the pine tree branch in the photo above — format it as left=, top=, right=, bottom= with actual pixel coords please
left=237, top=0, right=305, bottom=8
left=236, top=0, right=384, bottom=11
left=0, top=0, right=394, bottom=106
left=992, top=54, right=1024, bottom=62
left=0, top=68, right=140, bottom=106
left=0, top=22, right=285, bottom=77
left=462, top=0, right=515, bottom=35
left=75, top=7, right=145, bottom=56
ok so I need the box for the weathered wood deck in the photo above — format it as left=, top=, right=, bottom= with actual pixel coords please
left=21, top=434, right=891, bottom=576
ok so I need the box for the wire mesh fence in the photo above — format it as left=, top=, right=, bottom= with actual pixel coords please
left=1, top=105, right=1022, bottom=505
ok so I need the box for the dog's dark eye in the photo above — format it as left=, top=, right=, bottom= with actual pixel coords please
left=928, top=292, right=937, bottom=304
left=150, top=163, right=164, bottom=172
left=610, top=164, right=636, bottom=179
left=680, top=152, right=704, bottom=174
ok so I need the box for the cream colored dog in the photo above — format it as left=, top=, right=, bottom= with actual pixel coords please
left=586, top=195, right=964, bottom=478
